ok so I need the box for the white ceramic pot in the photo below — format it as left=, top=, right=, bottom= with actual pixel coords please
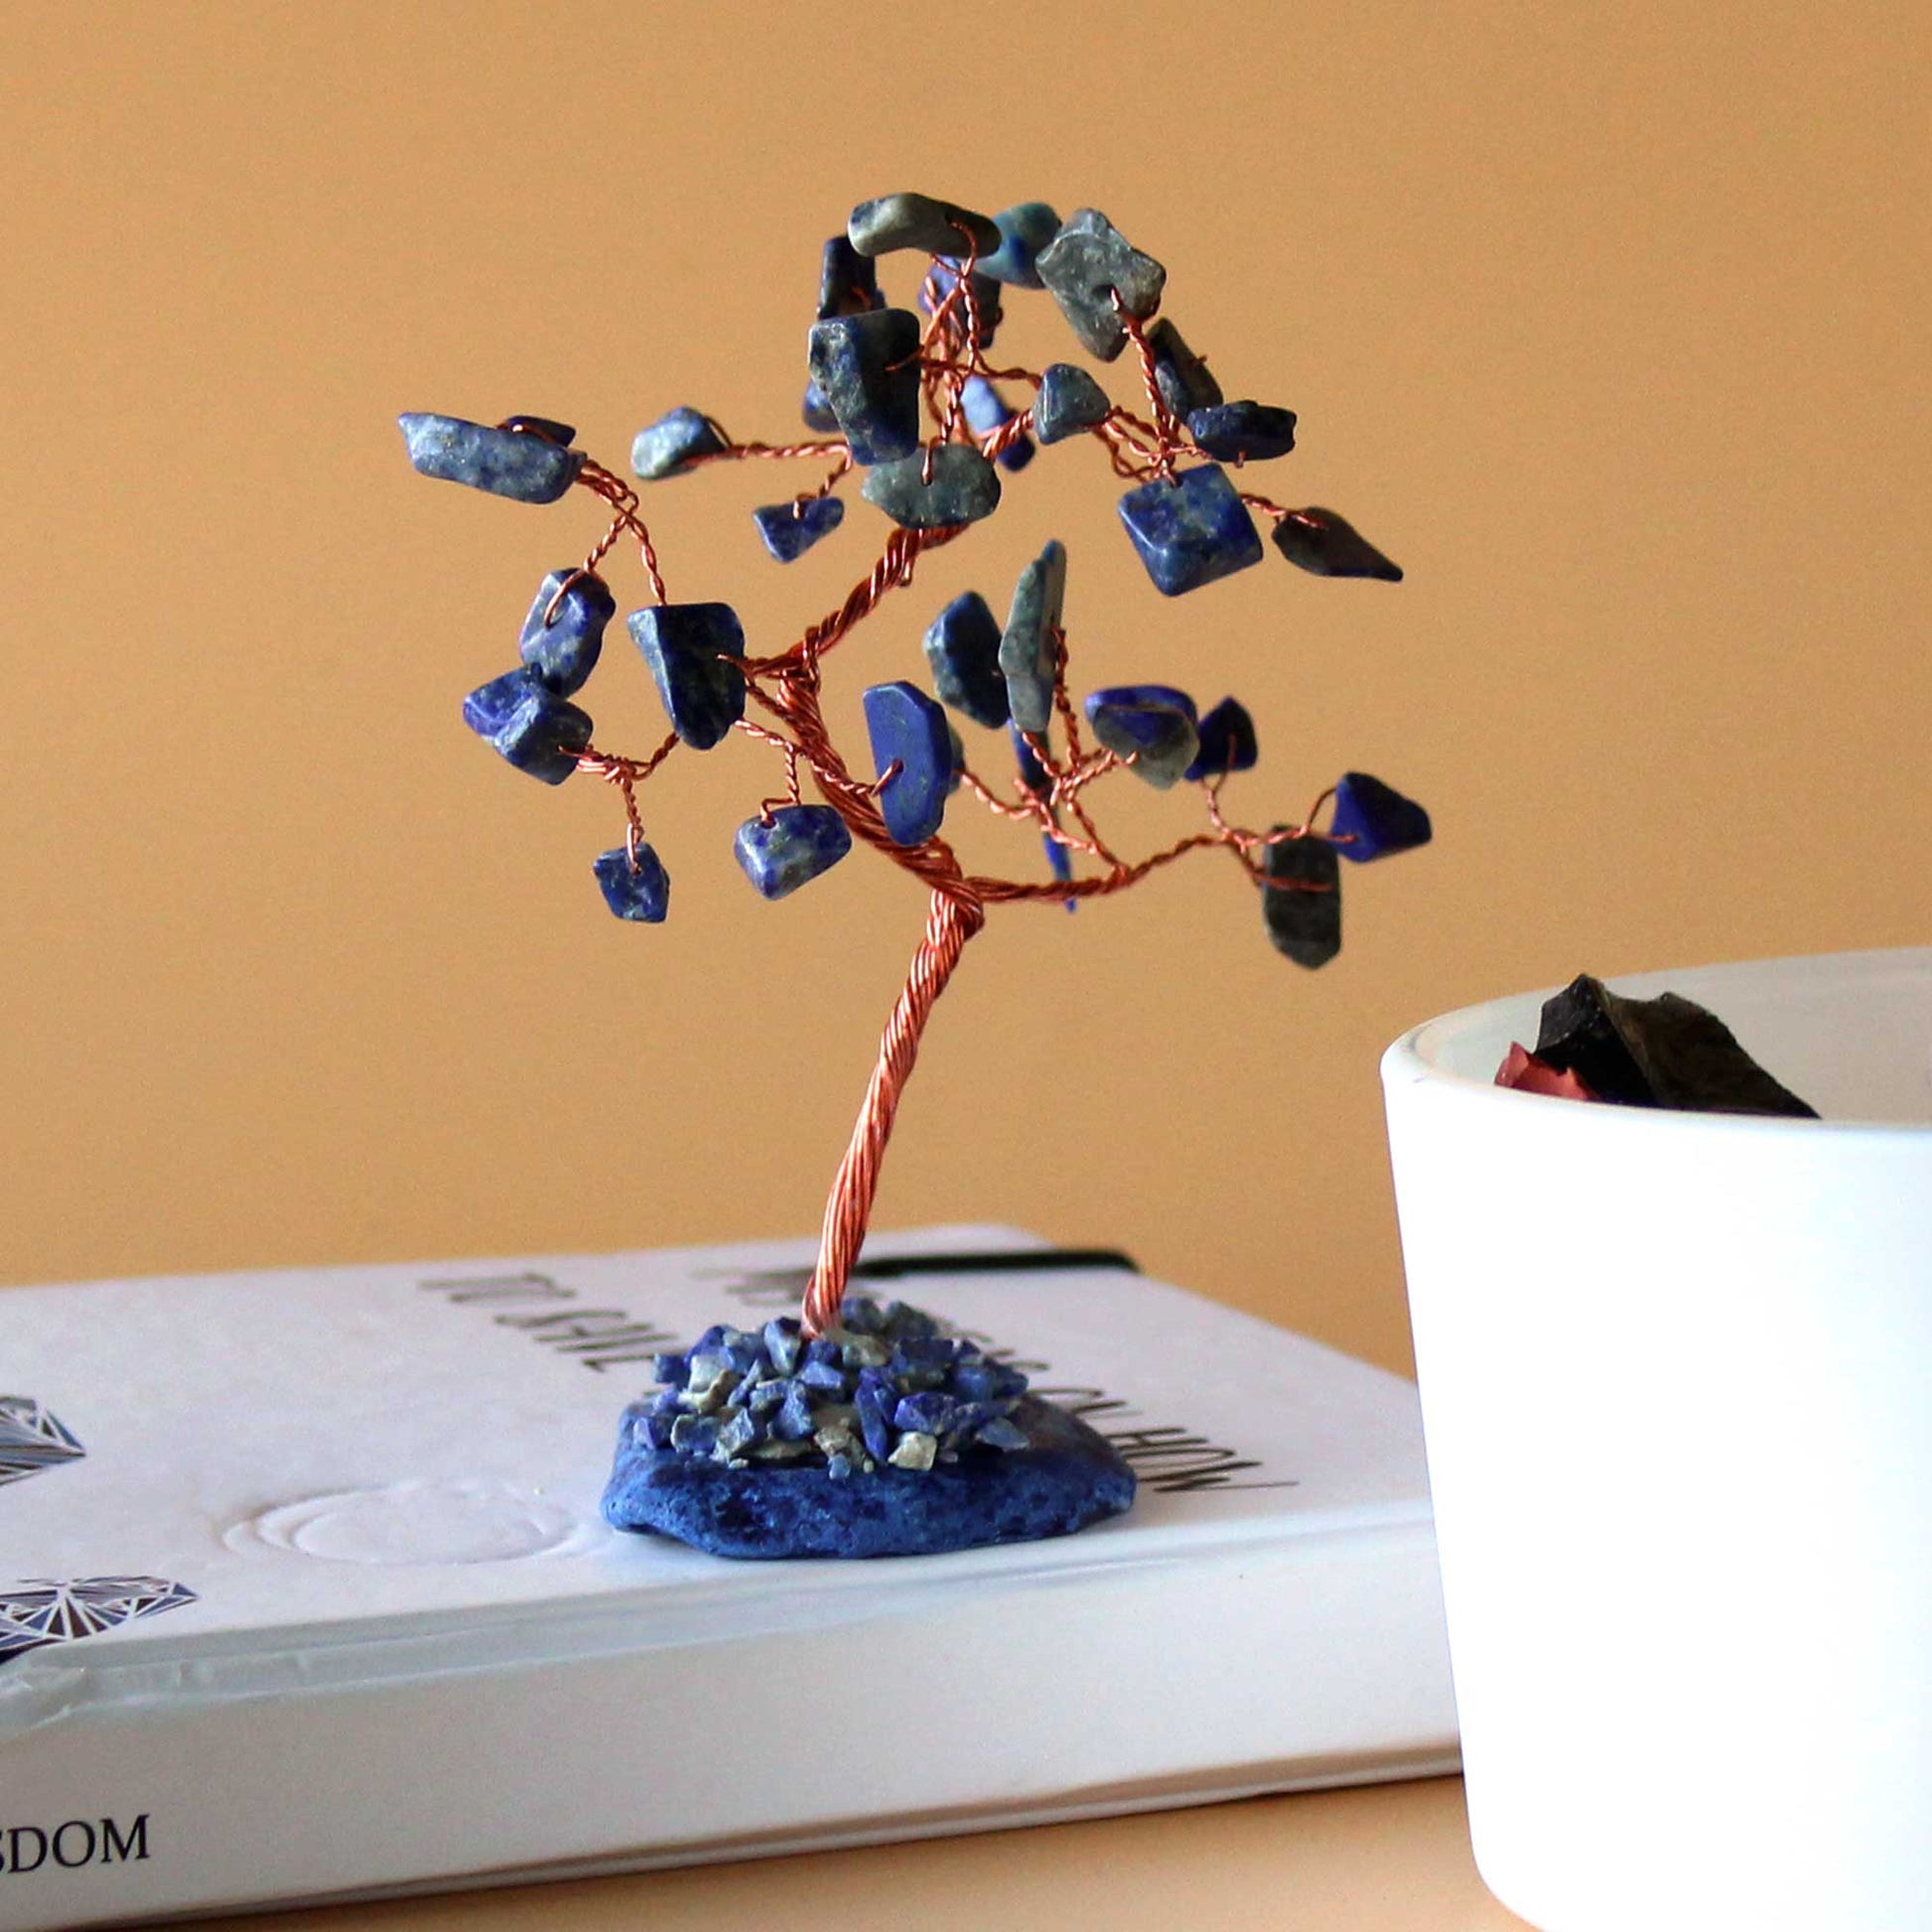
left=1381, top=949, right=1932, bottom=1932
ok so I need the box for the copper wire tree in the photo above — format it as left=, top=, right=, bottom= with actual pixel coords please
left=401, top=195, right=1427, bottom=1340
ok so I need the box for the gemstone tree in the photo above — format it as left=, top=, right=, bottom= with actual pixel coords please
left=401, top=193, right=1429, bottom=1556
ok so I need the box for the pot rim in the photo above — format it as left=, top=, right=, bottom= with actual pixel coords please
left=1381, top=943, right=1932, bottom=1140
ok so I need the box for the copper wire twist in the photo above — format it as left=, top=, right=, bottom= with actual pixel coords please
left=800, top=886, right=986, bottom=1335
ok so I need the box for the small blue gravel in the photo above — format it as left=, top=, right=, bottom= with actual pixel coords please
left=1117, top=466, right=1263, bottom=597
left=754, top=495, right=845, bottom=563
left=399, top=413, right=584, bottom=504
left=461, top=668, right=591, bottom=783
left=592, top=844, right=670, bottom=922
left=519, top=569, right=615, bottom=697
left=733, top=804, right=852, bottom=898
left=1329, top=771, right=1432, bottom=862
left=630, top=407, right=727, bottom=482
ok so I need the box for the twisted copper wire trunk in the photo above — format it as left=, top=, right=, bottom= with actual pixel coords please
left=800, top=888, right=986, bottom=1336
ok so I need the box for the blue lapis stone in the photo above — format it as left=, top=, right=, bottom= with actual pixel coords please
left=806, top=310, right=923, bottom=465
left=398, top=413, right=584, bottom=504
left=626, top=603, right=746, bottom=751
left=1033, top=363, right=1112, bottom=444
left=864, top=681, right=952, bottom=846
left=848, top=193, right=1002, bottom=259
left=1083, top=685, right=1200, bottom=789
left=1117, top=466, right=1263, bottom=596
left=593, top=844, right=670, bottom=922
left=753, top=495, right=845, bottom=563
left=461, top=669, right=591, bottom=783
left=801, top=380, right=840, bottom=433
left=999, top=539, right=1067, bottom=733
left=1262, top=833, right=1341, bottom=968
left=963, top=201, right=1060, bottom=289
left=919, top=262, right=1003, bottom=346
left=1329, top=771, right=1433, bottom=862
left=1145, top=319, right=1222, bottom=417
left=733, top=804, right=853, bottom=898
left=519, top=569, right=615, bottom=697
left=923, top=591, right=1008, bottom=730
left=1187, top=402, right=1298, bottom=463
left=860, top=446, right=1001, bottom=528
left=1270, top=506, right=1404, bottom=581
left=630, top=406, right=727, bottom=482
left=961, top=376, right=1034, bottom=473
left=817, top=234, right=881, bottom=321
left=1035, top=209, right=1167, bottom=361
left=1183, top=697, right=1260, bottom=780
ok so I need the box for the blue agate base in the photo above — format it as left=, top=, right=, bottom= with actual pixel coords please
left=603, top=1394, right=1136, bottom=1560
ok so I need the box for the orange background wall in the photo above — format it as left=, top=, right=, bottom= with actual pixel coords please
left=6, top=1, right=1926, bottom=1373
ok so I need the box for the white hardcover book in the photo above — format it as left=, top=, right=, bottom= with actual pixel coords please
left=0, top=1226, right=1456, bottom=1930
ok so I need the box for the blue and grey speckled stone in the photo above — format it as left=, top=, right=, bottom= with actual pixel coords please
left=801, top=380, right=840, bottom=433
left=999, top=539, right=1068, bottom=733
left=848, top=193, right=1002, bottom=260
left=734, top=804, right=853, bottom=898
left=1035, top=210, right=1167, bottom=362
left=860, top=446, right=1001, bottom=528
left=1145, top=319, right=1222, bottom=418
left=399, top=413, right=584, bottom=504
left=1117, top=467, right=1263, bottom=596
left=864, top=680, right=952, bottom=846
left=603, top=1393, right=1135, bottom=1560
left=817, top=235, right=881, bottom=321
left=1263, top=832, right=1342, bottom=968
left=1270, top=507, right=1404, bottom=581
left=593, top=844, right=670, bottom=922
left=807, top=310, right=924, bottom=466
left=1183, top=697, right=1260, bottom=781
left=1033, top=363, right=1112, bottom=444
left=1083, top=685, right=1199, bottom=789
left=923, top=591, right=1009, bottom=730
left=630, top=407, right=727, bottom=482
left=753, top=495, right=845, bottom=563
left=461, top=668, right=591, bottom=783
left=1187, top=402, right=1298, bottom=463
left=961, top=201, right=1060, bottom=288
left=519, top=570, right=615, bottom=697
left=960, top=376, right=1034, bottom=474
left=1329, top=771, right=1432, bottom=863
left=627, top=603, right=746, bottom=751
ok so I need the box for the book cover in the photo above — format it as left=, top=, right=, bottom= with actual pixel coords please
left=0, top=1227, right=1455, bottom=1929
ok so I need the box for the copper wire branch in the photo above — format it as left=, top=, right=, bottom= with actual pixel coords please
left=544, top=243, right=1333, bottom=1332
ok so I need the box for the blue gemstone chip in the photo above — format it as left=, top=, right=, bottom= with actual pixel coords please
left=1035, top=209, right=1167, bottom=361
left=627, top=603, right=747, bottom=751
left=1083, top=685, right=1200, bottom=789
left=1117, top=466, right=1263, bottom=596
left=1262, top=833, right=1342, bottom=968
left=807, top=310, right=924, bottom=466
left=959, top=201, right=1060, bottom=289
left=817, top=235, right=881, bottom=321
left=519, top=569, right=615, bottom=697
left=1187, top=402, right=1298, bottom=463
left=847, top=193, right=1002, bottom=260
left=630, top=407, right=728, bottom=482
left=864, top=681, right=953, bottom=846
left=860, top=447, right=1002, bottom=529
left=1033, top=363, right=1112, bottom=444
left=753, top=495, right=845, bottom=563
left=1145, top=319, right=1223, bottom=418
left=462, top=668, right=592, bottom=783
left=1329, top=772, right=1432, bottom=862
left=593, top=844, right=670, bottom=922
left=1000, top=539, right=1068, bottom=733
left=1270, top=506, right=1404, bottom=581
left=919, top=262, right=1003, bottom=346
left=1183, top=697, right=1260, bottom=780
left=398, top=413, right=584, bottom=504
left=734, top=805, right=853, bottom=898
left=923, top=591, right=1009, bottom=730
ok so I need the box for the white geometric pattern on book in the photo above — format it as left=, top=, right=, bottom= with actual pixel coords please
left=0, top=1396, right=85, bottom=1486
left=0, top=1578, right=198, bottom=1663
